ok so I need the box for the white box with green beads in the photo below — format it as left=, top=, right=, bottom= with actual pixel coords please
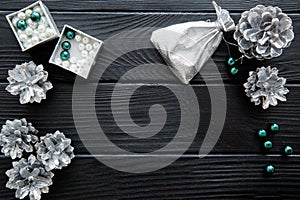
left=6, top=0, right=60, bottom=51
left=49, top=25, right=103, bottom=79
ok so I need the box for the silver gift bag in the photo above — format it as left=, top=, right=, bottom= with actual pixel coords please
left=150, top=1, right=235, bottom=84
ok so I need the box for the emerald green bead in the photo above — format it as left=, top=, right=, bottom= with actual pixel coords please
left=60, top=51, right=70, bottom=61
left=266, top=165, right=275, bottom=173
left=227, top=57, right=235, bottom=66
left=230, top=67, right=238, bottom=75
left=16, top=20, right=27, bottom=30
left=30, top=11, right=41, bottom=22
left=285, top=146, right=293, bottom=155
left=264, top=141, right=273, bottom=149
left=65, top=30, right=75, bottom=40
left=258, top=129, right=267, bottom=137
left=62, top=41, right=71, bottom=50
left=271, top=123, right=279, bottom=132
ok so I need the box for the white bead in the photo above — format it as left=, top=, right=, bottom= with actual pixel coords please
left=23, top=41, right=31, bottom=49
left=70, top=64, right=78, bottom=71
left=78, top=43, right=85, bottom=51
left=12, top=17, right=19, bottom=27
left=77, top=60, right=84, bottom=67
left=17, top=29, right=24, bottom=36
left=81, top=50, right=88, bottom=57
left=70, top=57, right=77, bottom=64
left=39, top=33, right=46, bottom=40
left=39, top=17, right=48, bottom=26
left=93, top=42, right=100, bottom=49
left=62, top=61, right=70, bottom=68
left=25, top=9, right=33, bottom=17
left=85, top=44, right=93, bottom=51
left=33, top=6, right=42, bottom=13
left=89, top=50, right=96, bottom=57
left=55, top=57, right=62, bottom=65
left=38, top=25, right=46, bottom=33
left=45, top=28, right=55, bottom=38
left=25, top=27, right=33, bottom=36
left=82, top=37, right=89, bottom=44
left=33, top=30, right=39, bottom=37
left=75, top=35, right=82, bottom=42
left=31, top=36, right=39, bottom=45
left=17, top=12, right=26, bottom=20
left=19, top=34, right=28, bottom=42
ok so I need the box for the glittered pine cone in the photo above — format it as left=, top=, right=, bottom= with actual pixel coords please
left=35, top=130, right=75, bottom=171
left=234, top=5, right=294, bottom=60
left=6, top=61, right=53, bottom=104
left=0, top=118, right=38, bottom=159
left=244, top=66, right=289, bottom=109
left=6, top=155, right=54, bottom=200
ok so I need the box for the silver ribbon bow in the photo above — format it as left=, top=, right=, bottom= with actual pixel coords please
left=151, top=1, right=235, bottom=84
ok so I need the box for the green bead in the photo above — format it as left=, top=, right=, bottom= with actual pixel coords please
left=65, top=30, right=75, bottom=40
left=264, top=141, right=273, bottom=149
left=258, top=129, right=267, bottom=137
left=227, top=57, right=235, bottom=66
left=266, top=165, right=275, bottom=173
left=285, top=146, right=293, bottom=155
left=271, top=123, right=279, bottom=132
left=30, top=11, right=41, bottom=22
left=61, top=41, right=71, bottom=50
left=16, top=20, right=27, bottom=30
left=60, top=51, right=70, bottom=61
left=230, top=67, right=238, bottom=75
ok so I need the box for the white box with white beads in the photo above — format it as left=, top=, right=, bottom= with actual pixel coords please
left=49, top=25, right=103, bottom=79
left=6, top=0, right=60, bottom=51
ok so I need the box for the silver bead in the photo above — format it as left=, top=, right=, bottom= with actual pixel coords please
left=25, top=9, right=32, bottom=17
left=85, top=44, right=93, bottom=51
left=17, top=12, right=26, bottom=20
left=75, top=35, right=82, bottom=42
left=77, top=60, right=84, bottom=67
left=70, top=64, right=78, bottom=71
left=12, top=16, right=19, bottom=27
left=93, top=42, right=100, bottom=49
left=81, top=50, right=88, bottom=57
left=78, top=43, right=85, bottom=51
left=89, top=50, right=96, bottom=57
left=82, top=37, right=89, bottom=44
left=62, top=61, right=70, bottom=68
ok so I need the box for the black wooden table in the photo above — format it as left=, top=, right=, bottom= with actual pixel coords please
left=1, top=1, right=300, bottom=199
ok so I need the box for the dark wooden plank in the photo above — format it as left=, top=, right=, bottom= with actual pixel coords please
left=0, top=82, right=299, bottom=155
left=1, top=156, right=300, bottom=199
left=0, top=12, right=299, bottom=84
left=0, top=0, right=299, bottom=12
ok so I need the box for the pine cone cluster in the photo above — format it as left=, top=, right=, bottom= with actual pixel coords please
left=0, top=118, right=38, bottom=159
left=234, top=5, right=294, bottom=60
left=244, top=66, right=289, bottom=109
left=6, top=155, right=54, bottom=200
left=6, top=61, right=53, bottom=104
left=36, top=131, right=75, bottom=171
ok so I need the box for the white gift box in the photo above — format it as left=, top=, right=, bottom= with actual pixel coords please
left=49, top=25, right=103, bottom=79
left=6, top=0, right=60, bottom=51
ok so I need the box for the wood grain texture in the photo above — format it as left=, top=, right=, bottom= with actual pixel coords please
left=0, top=83, right=298, bottom=155
left=0, top=12, right=299, bottom=84
left=1, top=156, right=300, bottom=199
left=0, top=0, right=300, bottom=12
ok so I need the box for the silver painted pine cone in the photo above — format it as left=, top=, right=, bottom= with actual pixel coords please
left=244, top=66, right=289, bottom=109
left=0, top=118, right=38, bottom=159
left=35, top=130, right=75, bottom=171
left=234, top=5, right=294, bottom=60
left=6, top=61, right=53, bottom=104
left=6, top=155, right=54, bottom=200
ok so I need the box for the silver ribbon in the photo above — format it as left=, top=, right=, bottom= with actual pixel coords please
left=151, top=1, right=235, bottom=84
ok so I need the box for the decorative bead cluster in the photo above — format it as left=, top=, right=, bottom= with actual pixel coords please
left=256, top=123, right=294, bottom=175
left=11, top=5, right=56, bottom=49
left=0, top=118, right=74, bottom=200
left=53, top=26, right=101, bottom=77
